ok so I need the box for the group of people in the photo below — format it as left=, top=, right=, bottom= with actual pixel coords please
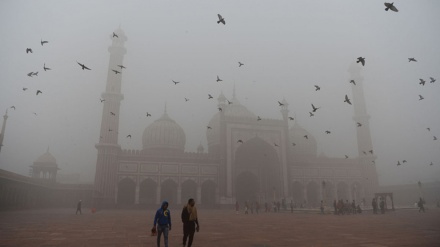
left=153, top=198, right=200, bottom=247
left=333, top=199, right=362, bottom=215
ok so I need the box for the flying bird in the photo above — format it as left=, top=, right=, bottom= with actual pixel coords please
left=216, top=75, right=222, bottom=82
left=257, top=116, right=262, bottom=121
left=292, top=143, right=296, bottom=146
left=238, top=62, right=244, bottom=67
left=402, top=160, right=407, bottom=163
left=184, top=98, right=189, bottom=102
left=314, top=85, right=321, bottom=91
left=41, top=39, right=49, bottom=46
left=357, top=122, right=362, bottom=127
left=288, top=117, right=294, bottom=120
left=111, top=69, right=121, bottom=74
left=369, top=150, right=373, bottom=154
left=350, top=80, right=356, bottom=85
left=311, top=104, right=320, bottom=112
left=43, top=63, right=51, bottom=71
left=278, top=101, right=284, bottom=106
left=274, top=143, right=279, bottom=147
left=434, top=136, right=438, bottom=141
left=419, top=79, right=425, bottom=86
left=172, top=80, right=179, bottom=85
left=77, top=61, right=91, bottom=70
left=10, top=106, right=15, bottom=110
left=430, top=162, right=433, bottom=166
left=26, top=48, right=32, bottom=53
left=110, top=112, right=115, bottom=116
left=344, top=95, right=352, bottom=105
left=22, top=87, right=28, bottom=91
left=217, top=14, right=225, bottom=25
left=397, top=161, right=401, bottom=166
left=237, top=139, right=243, bottom=144
left=207, top=126, right=212, bottom=129
left=100, top=98, right=105, bottom=103
left=36, top=90, right=42, bottom=95
left=27, top=72, right=34, bottom=77
left=418, top=95, right=424, bottom=101
left=32, top=112, right=37, bottom=116
left=427, top=127, right=430, bottom=132
left=32, top=72, right=38, bottom=76
left=109, top=129, right=113, bottom=132
left=208, top=94, right=213, bottom=99
left=345, top=155, right=349, bottom=159
left=218, top=107, right=222, bottom=112
left=408, top=58, right=417, bottom=62
left=113, top=32, right=118, bottom=38
left=363, top=151, right=367, bottom=155
left=304, top=135, right=308, bottom=139
left=309, top=112, right=314, bottom=117
left=146, top=112, right=151, bottom=117
left=117, top=65, right=126, bottom=70
left=325, top=130, right=331, bottom=134
left=126, top=135, right=131, bottom=139
left=384, top=2, right=399, bottom=12
left=430, top=77, right=436, bottom=83
left=356, top=57, right=365, bottom=66
left=227, top=100, right=232, bottom=105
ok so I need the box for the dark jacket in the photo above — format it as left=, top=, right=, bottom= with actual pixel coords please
left=154, top=201, right=172, bottom=227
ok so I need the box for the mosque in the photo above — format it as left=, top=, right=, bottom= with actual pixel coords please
left=92, top=28, right=379, bottom=208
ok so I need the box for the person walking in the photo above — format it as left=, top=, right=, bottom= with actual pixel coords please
left=154, top=201, right=172, bottom=247
left=181, top=198, right=200, bottom=247
left=76, top=200, right=82, bottom=215
left=418, top=197, right=425, bottom=213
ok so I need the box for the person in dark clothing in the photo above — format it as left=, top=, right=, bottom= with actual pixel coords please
left=379, top=197, right=385, bottom=214
left=333, top=200, right=337, bottom=215
left=154, top=201, right=172, bottom=247
left=372, top=198, right=378, bottom=214
left=76, top=200, right=82, bottom=215
left=181, top=198, right=199, bottom=247
left=418, top=197, right=425, bottom=213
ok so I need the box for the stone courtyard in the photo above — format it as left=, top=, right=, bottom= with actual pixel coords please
left=0, top=207, right=439, bottom=247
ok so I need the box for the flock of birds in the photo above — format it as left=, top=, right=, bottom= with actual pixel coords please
left=5, top=2, right=438, bottom=171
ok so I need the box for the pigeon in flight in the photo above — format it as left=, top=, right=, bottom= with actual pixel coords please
left=113, top=32, right=118, bottom=38
left=237, top=139, right=243, bottom=144
left=26, top=48, right=32, bottom=53
left=427, top=127, right=430, bottom=132
left=111, top=69, right=121, bottom=74
left=344, top=95, right=352, bottom=105
left=304, top=135, right=308, bottom=139
left=274, top=143, right=279, bottom=147
left=126, top=135, right=131, bottom=138
left=109, top=129, right=113, bottom=132
left=430, top=162, right=433, bottom=166
left=350, top=80, right=356, bottom=85
left=110, top=112, right=116, bottom=116
left=77, top=61, right=91, bottom=70
left=27, top=72, right=34, bottom=77
left=172, top=80, right=179, bottom=85
left=288, top=117, right=294, bottom=120
left=218, top=107, right=223, bottom=112
left=117, top=65, right=126, bottom=70
left=357, top=122, right=362, bottom=127
left=32, top=72, right=38, bottom=76
left=309, top=112, right=314, bottom=117
left=363, top=151, right=367, bottom=155
left=36, top=90, right=42, bottom=95
left=207, top=126, right=212, bottom=130
left=418, top=95, right=424, bottom=100
left=217, top=14, right=225, bottom=25
left=419, top=79, right=425, bottom=86
left=314, top=85, right=320, bottom=91
left=238, top=62, right=244, bottom=67
left=146, top=112, right=151, bottom=117
left=325, top=130, right=331, bottom=134
left=278, top=101, right=284, bottom=106
left=402, top=160, right=407, bottom=163
left=292, top=143, right=296, bottom=146
left=257, top=116, right=262, bottom=121
left=356, top=57, right=365, bottom=66
left=345, top=155, right=349, bottom=159
left=23, top=87, right=28, bottom=91
left=397, top=161, right=401, bottom=166
left=216, top=76, right=222, bottom=82
left=10, top=106, right=15, bottom=110
left=41, top=39, right=49, bottom=46
left=311, top=104, right=320, bottom=112
left=430, top=77, right=436, bottom=83
left=369, top=150, right=373, bottom=154
left=185, top=98, right=189, bottom=102
left=434, top=136, right=438, bottom=141
left=43, top=63, right=51, bottom=71
left=100, top=99, right=105, bottom=103
left=408, top=58, right=417, bottom=62
left=384, top=2, right=399, bottom=12
left=208, top=94, right=213, bottom=99
left=227, top=100, right=232, bottom=105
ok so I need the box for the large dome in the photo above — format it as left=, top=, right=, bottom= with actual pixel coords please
left=33, top=148, right=58, bottom=168
left=142, top=110, right=186, bottom=152
left=207, top=92, right=256, bottom=148
left=289, top=123, right=317, bottom=158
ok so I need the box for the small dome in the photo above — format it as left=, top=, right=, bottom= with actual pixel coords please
left=33, top=148, right=58, bottom=167
left=142, top=110, right=186, bottom=152
left=289, top=123, right=317, bottom=158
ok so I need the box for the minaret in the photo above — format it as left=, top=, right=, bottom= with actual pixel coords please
left=0, top=110, right=8, bottom=153
left=348, top=63, right=378, bottom=200
left=94, top=28, right=127, bottom=207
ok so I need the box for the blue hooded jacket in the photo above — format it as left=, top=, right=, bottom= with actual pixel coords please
left=154, top=201, right=171, bottom=227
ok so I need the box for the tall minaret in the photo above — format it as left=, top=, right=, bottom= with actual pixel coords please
left=348, top=63, right=378, bottom=200
left=0, top=110, right=8, bottom=153
left=94, top=28, right=127, bottom=207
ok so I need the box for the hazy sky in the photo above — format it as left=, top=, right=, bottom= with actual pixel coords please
left=0, top=0, right=439, bottom=186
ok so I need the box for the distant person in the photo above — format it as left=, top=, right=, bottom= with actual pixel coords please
left=320, top=200, right=324, bottom=214
left=379, top=197, right=385, bottom=214
left=76, top=200, right=82, bottom=215
left=333, top=200, right=337, bottom=215
left=372, top=198, right=378, bottom=214
left=181, top=198, right=199, bottom=247
left=418, top=197, right=425, bottom=213
left=244, top=201, right=249, bottom=214
left=290, top=199, right=294, bottom=213
left=154, top=201, right=172, bottom=247
left=255, top=201, right=260, bottom=214
left=351, top=200, right=356, bottom=214
left=235, top=201, right=240, bottom=214
left=356, top=204, right=362, bottom=214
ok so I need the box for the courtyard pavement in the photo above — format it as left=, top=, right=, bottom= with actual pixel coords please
left=0, top=207, right=439, bottom=247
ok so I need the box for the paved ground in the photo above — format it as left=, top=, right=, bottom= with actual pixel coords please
left=0, top=207, right=439, bottom=247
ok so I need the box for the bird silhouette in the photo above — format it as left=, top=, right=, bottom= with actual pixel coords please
left=430, top=77, right=436, bottom=83
left=109, top=129, right=113, bottom=132
left=357, top=122, right=362, bottom=127
left=325, top=130, right=331, bottom=134
left=309, top=112, right=314, bottom=117
left=397, top=161, right=401, bottom=166
left=216, top=75, right=222, bottom=82
left=356, top=57, right=365, bottom=66
left=384, top=2, right=399, bottom=12
left=430, top=162, right=433, bottom=166
left=402, top=160, right=407, bottom=163
left=369, top=150, right=373, bottom=154
left=126, top=135, right=131, bottom=138
left=26, top=48, right=32, bottom=53
left=32, top=72, right=38, bottom=76
left=36, top=90, right=42, bottom=95
left=207, top=126, right=212, bottom=130
left=184, top=98, right=189, bottom=102
left=100, top=99, right=105, bottom=103
left=208, top=94, right=213, bottom=99
left=32, top=112, right=37, bottom=116
left=292, top=143, right=296, bottom=146
left=77, top=62, right=91, bottom=70
left=217, top=14, right=225, bottom=25
left=172, top=80, right=179, bottom=85
left=419, top=79, right=425, bottom=86
left=344, top=95, right=352, bottom=105
left=257, top=116, right=262, bottom=121
left=117, top=65, right=126, bottom=70
left=237, top=139, right=243, bottom=144
left=27, top=72, right=33, bottom=77
left=113, top=32, right=119, bottom=38
left=218, top=107, right=223, bottom=112
left=314, top=85, right=321, bottom=91
left=408, top=58, right=417, bottom=62
left=110, top=112, right=115, bottom=116
left=288, top=117, right=294, bottom=120
left=10, top=106, right=15, bottom=110
left=345, top=155, right=349, bottom=159
left=238, top=62, right=244, bottom=67
left=274, top=143, right=279, bottom=147
left=278, top=101, right=284, bottom=106
left=311, top=104, right=320, bottom=112
left=418, top=95, right=424, bottom=100
left=350, top=80, right=356, bottom=85
left=363, top=151, right=367, bottom=155
left=111, top=69, right=121, bottom=74
left=41, top=39, right=49, bottom=46
left=43, top=63, right=51, bottom=71
left=427, top=128, right=430, bottom=132
left=304, top=135, right=308, bottom=139
left=227, top=100, right=232, bottom=104
left=22, top=87, right=28, bottom=91
left=434, top=136, right=438, bottom=141
left=372, top=161, right=376, bottom=165
left=146, top=112, right=151, bottom=117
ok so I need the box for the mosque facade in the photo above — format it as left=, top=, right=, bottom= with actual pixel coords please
left=94, top=29, right=378, bottom=208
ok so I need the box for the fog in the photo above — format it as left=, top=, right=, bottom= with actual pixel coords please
left=0, top=0, right=439, bottom=186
